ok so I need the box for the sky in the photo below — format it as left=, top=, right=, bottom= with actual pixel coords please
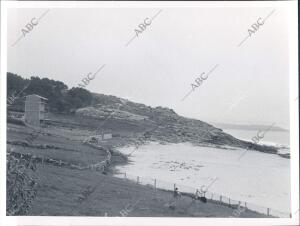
left=6, top=6, right=292, bottom=129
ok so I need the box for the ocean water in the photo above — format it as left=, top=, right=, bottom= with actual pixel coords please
left=223, top=129, right=290, bottom=148
left=115, top=141, right=291, bottom=215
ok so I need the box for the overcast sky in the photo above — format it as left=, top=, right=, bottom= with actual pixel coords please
left=7, top=7, right=291, bottom=129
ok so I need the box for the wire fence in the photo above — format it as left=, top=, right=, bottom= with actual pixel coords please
left=115, top=172, right=291, bottom=218
left=7, top=149, right=291, bottom=218
left=7, top=136, right=291, bottom=218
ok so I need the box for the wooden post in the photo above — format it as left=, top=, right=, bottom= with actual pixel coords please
left=220, top=195, right=222, bottom=203
left=174, top=183, right=176, bottom=190
left=124, top=172, right=126, bottom=178
left=229, top=198, right=231, bottom=206
left=154, top=179, right=157, bottom=189
left=245, top=202, right=247, bottom=208
left=267, top=208, right=270, bottom=216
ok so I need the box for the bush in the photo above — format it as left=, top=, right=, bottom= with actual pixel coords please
left=6, top=153, right=38, bottom=215
left=7, top=72, right=93, bottom=114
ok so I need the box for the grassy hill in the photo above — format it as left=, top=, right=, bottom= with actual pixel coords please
left=7, top=122, right=269, bottom=217
left=7, top=72, right=279, bottom=155
left=76, top=93, right=278, bottom=155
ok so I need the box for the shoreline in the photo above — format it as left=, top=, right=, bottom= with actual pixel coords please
left=113, top=142, right=291, bottom=216
left=6, top=118, right=285, bottom=217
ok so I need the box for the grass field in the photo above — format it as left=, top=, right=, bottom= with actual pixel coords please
left=27, top=164, right=268, bottom=217
left=6, top=114, right=271, bottom=217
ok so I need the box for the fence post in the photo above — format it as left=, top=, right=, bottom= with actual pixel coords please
left=174, top=183, right=176, bottom=190
left=245, top=202, right=247, bottom=208
left=211, top=193, right=213, bottom=200
left=154, top=179, right=157, bottom=189
left=229, top=198, right=231, bottom=206
left=124, top=172, right=126, bottom=178
left=220, top=195, right=222, bottom=203
left=267, top=208, right=270, bottom=216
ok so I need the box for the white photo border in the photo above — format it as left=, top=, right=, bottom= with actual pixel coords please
left=0, top=1, right=298, bottom=226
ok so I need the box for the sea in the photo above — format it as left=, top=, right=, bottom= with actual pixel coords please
left=115, top=129, right=291, bottom=215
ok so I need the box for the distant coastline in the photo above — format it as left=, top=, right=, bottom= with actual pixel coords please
left=211, top=123, right=289, bottom=132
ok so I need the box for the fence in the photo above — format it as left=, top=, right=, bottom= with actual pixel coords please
left=6, top=144, right=291, bottom=218
left=7, top=139, right=112, bottom=171
left=7, top=149, right=110, bottom=172
left=115, top=172, right=291, bottom=218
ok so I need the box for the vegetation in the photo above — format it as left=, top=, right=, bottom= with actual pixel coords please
left=7, top=72, right=279, bottom=155
left=7, top=72, right=93, bottom=113
left=6, top=151, right=38, bottom=215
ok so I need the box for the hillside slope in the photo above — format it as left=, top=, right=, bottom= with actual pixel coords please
left=76, top=93, right=278, bottom=154
left=6, top=72, right=278, bottom=154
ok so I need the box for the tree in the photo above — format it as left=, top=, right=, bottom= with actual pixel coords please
left=7, top=72, right=93, bottom=114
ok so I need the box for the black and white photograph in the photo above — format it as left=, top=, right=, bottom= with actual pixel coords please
left=0, top=1, right=299, bottom=226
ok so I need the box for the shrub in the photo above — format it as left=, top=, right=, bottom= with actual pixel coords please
left=6, top=153, right=38, bottom=215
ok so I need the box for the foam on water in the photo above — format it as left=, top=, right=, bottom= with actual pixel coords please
left=116, top=142, right=291, bottom=213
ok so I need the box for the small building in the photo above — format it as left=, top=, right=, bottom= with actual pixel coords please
left=24, top=94, right=47, bottom=127
left=94, top=132, right=112, bottom=142
left=101, top=130, right=112, bottom=140
left=103, top=133, right=112, bottom=140
left=87, top=130, right=112, bottom=144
